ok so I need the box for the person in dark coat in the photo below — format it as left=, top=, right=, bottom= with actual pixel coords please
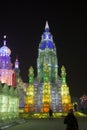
left=64, top=109, right=79, bottom=130
left=48, top=108, right=53, bottom=120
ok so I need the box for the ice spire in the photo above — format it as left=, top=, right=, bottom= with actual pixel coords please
left=45, top=21, right=49, bottom=32
left=3, top=35, right=6, bottom=46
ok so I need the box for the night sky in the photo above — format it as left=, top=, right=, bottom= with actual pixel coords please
left=0, top=1, right=87, bottom=97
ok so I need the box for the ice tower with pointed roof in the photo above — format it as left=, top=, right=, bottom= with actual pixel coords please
left=0, top=36, right=16, bottom=86
left=25, top=21, right=72, bottom=113
left=37, top=21, right=58, bottom=83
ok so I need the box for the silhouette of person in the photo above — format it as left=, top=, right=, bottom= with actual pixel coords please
left=49, top=108, right=53, bottom=120
left=64, top=109, right=79, bottom=130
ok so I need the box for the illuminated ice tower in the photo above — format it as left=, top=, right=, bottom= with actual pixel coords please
left=25, top=66, right=35, bottom=112
left=36, top=21, right=61, bottom=112
left=25, top=21, right=72, bottom=113
left=14, top=58, right=20, bottom=83
left=37, top=21, right=58, bottom=83
left=0, top=36, right=19, bottom=121
left=0, top=36, right=16, bottom=86
left=61, top=65, right=72, bottom=112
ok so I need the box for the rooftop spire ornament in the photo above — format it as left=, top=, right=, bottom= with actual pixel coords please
left=3, top=35, right=7, bottom=46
